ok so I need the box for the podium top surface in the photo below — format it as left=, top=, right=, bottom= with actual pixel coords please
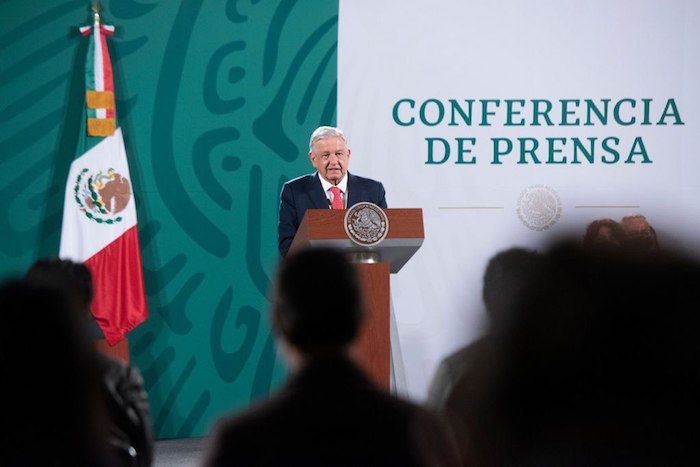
left=289, top=208, right=424, bottom=273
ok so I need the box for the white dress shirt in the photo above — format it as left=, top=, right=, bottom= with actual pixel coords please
left=318, top=173, right=348, bottom=208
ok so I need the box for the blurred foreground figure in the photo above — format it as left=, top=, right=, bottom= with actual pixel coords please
left=427, top=247, right=542, bottom=410
left=0, top=280, right=110, bottom=466
left=446, top=241, right=700, bottom=466
left=204, top=248, right=459, bottom=467
left=25, top=258, right=154, bottom=467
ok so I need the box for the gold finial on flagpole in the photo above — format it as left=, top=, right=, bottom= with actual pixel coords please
left=92, top=0, right=101, bottom=23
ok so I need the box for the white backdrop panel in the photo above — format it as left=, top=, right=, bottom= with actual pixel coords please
left=338, top=0, right=700, bottom=401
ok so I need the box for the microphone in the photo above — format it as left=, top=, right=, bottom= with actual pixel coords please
left=327, top=197, right=332, bottom=208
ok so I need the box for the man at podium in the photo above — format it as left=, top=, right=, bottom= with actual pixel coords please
left=278, top=126, right=387, bottom=257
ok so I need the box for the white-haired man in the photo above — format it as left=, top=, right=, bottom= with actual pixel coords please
left=278, top=126, right=387, bottom=256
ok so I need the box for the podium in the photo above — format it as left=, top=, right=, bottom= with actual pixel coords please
left=289, top=208, right=424, bottom=389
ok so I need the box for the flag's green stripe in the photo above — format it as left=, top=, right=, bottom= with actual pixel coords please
left=85, top=28, right=96, bottom=91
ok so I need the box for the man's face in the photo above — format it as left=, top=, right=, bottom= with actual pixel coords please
left=309, top=136, right=350, bottom=184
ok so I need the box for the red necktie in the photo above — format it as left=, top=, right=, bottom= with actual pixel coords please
left=330, top=186, right=344, bottom=209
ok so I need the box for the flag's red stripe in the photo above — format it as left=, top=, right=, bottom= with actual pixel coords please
left=99, top=25, right=114, bottom=93
left=85, top=225, right=148, bottom=345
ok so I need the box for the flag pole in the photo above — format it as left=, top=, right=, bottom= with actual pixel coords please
left=92, top=0, right=101, bottom=23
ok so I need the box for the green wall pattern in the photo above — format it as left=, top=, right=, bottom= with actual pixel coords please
left=0, top=0, right=338, bottom=439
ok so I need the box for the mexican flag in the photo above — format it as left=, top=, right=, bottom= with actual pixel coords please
left=59, top=11, right=147, bottom=345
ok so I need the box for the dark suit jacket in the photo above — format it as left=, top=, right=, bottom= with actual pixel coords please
left=278, top=172, right=387, bottom=257
left=202, top=357, right=456, bottom=467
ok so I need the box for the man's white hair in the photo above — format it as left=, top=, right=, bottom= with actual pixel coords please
left=309, top=126, right=348, bottom=151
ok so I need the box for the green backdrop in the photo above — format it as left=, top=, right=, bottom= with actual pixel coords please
left=0, top=0, right=338, bottom=439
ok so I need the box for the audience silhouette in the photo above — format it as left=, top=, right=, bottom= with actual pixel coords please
left=621, top=214, right=660, bottom=253
left=0, top=279, right=112, bottom=466
left=583, top=214, right=660, bottom=254
left=25, top=258, right=154, bottom=467
left=203, top=248, right=459, bottom=467
left=582, top=218, right=625, bottom=249
left=6, top=224, right=691, bottom=466
left=427, top=247, right=543, bottom=410
left=444, top=240, right=700, bottom=466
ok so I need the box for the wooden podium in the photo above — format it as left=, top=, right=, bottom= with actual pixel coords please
left=289, top=208, right=424, bottom=389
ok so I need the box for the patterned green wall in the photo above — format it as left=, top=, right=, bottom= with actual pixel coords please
left=0, top=0, right=338, bottom=439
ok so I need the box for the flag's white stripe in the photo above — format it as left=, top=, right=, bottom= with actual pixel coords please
left=93, top=19, right=104, bottom=91
left=59, top=128, right=137, bottom=262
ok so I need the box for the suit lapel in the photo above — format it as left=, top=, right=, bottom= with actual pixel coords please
left=346, top=172, right=359, bottom=207
left=308, top=173, right=329, bottom=209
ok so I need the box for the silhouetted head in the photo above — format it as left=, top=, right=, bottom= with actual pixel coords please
left=25, top=257, right=93, bottom=314
left=273, top=248, right=362, bottom=356
left=582, top=218, right=625, bottom=249
left=621, top=214, right=659, bottom=253
left=0, top=279, right=107, bottom=464
left=482, top=247, right=543, bottom=328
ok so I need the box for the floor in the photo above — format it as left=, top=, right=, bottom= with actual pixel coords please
left=154, top=437, right=207, bottom=467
